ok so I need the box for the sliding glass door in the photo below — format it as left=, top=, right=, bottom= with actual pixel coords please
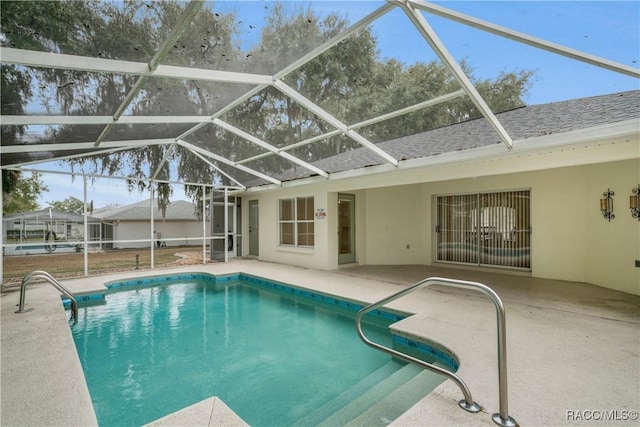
left=436, top=190, right=531, bottom=269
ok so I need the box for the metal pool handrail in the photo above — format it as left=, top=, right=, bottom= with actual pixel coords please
left=355, top=276, right=517, bottom=427
left=15, top=270, right=78, bottom=324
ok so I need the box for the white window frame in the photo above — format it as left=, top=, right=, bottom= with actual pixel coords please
left=278, top=196, right=314, bottom=248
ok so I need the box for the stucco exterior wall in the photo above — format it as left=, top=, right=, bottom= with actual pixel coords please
left=584, top=160, right=640, bottom=294
left=243, top=156, right=639, bottom=295
left=356, top=159, right=639, bottom=295
left=409, top=167, right=591, bottom=282
left=362, top=184, right=429, bottom=265
left=243, top=188, right=333, bottom=270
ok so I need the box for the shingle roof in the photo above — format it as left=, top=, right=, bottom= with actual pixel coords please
left=93, top=199, right=198, bottom=221
left=264, top=90, right=640, bottom=184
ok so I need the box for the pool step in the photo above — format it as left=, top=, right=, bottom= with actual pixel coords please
left=292, top=360, right=404, bottom=427
left=344, top=367, right=446, bottom=426
left=315, top=362, right=426, bottom=427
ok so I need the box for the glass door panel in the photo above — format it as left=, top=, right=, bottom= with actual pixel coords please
left=338, top=194, right=355, bottom=264
left=436, top=190, right=530, bottom=269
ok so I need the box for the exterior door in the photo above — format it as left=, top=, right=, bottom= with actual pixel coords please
left=435, top=190, right=531, bottom=269
left=338, top=194, right=355, bottom=264
left=211, top=194, right=236, bottom=261
left=249, top=200, right=259, bottom=256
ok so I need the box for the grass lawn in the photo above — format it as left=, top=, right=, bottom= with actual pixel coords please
left=2, top=247, right=205, bottom=284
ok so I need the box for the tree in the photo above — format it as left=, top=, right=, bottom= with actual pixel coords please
left=1, top=1, right=533, bottom=208
left=354, top=61, right=534, bottom=144
left=203, top=4, right=533, bottom=170
left=230, top=5, right=380, bottom=163
left=1, top=0, right=97, bottom=207
left=3, top=173, right=48, bottom=215
left=48, top=197, right=86, bottom=215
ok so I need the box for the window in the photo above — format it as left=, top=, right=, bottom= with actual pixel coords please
left=279, top=196, right=314, bottom=247
left=436, top=190, right=530, bottom=269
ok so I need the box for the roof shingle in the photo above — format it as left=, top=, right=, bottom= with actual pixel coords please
left=93, top=199, right=198, bottom=221
left=259, top=90, right=640, bottom=185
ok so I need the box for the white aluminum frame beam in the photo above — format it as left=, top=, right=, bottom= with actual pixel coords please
left=237, top=89, right=466, bottom=165
left=280, top=130, right=342, bottom=153
left=1, top=115, right=212, bottom=126
left=148, top=1, right=204, bottom=72
left=2, top=87, right=464, bottom=137
left=176, top=3, right=396, bottom=144
left=273, top=80, right=399, bottom=166
left=95, top=0, right=205, bottom=147
left=5, top=164, right=243, bottom=189
left=185, top=148, right=247, bottom=189
left=2, top=116, right=113, bottom=126
left=1, top=138, right=175, bottom=154
left=150, top=144, right=177, bottom=181
left=350, top=89, right=466, bottom=129
left=3, top=0, right=635, bottom=193
left=0, top=47, right=272, bottom=85
left=176, top=139, right=281, bottom=186
left=177, top=122, right=210, bottom=141
left=212, top=118, right=329, bottom=178
left=0, top=3, right=398, bottom=184
left=397, top=1, right=513, bottom=149
left=407, top=0, right=640, bottom=79
left=6, top=145, right=134, bottom=168
left=274, top=3, right=395, bottom=80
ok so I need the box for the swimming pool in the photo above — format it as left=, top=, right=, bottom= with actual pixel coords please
left=70, top=273, right=445, bottom=426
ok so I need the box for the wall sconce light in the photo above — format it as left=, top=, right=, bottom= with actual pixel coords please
left=600, top=189, right=614, bottom=221
left=630, top=185, right=640, bottom=220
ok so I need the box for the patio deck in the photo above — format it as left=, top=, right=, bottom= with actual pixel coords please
left=1, top=260, right=638, bottom=426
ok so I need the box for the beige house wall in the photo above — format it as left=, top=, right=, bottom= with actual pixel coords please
left=361, top=184, right=429, bottom=266
left=243, top=188, right=333, bottom=270
left=584, top=160, right=640, bottom=294
left=240, top=134, right=639, bottom=295
left=357, top=159, right=639, bottom=294
left=113, top=220, right=209, bottom=249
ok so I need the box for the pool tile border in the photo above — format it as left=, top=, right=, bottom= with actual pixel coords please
left=65, top=271, right=458, bottom=370
left=391, top=335, right=459, bottom=371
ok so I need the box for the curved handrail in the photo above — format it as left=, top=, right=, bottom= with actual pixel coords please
left=15, top=270, right=78, bottom=324
left=355, top=276, right=517, bottom=427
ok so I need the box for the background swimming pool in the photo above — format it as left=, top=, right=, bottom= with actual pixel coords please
left=71, top=277, right=403, bottom=426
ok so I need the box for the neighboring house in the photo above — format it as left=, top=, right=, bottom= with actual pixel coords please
left=2, top=208, right=107, bottom=255
left=94, top=199, right=209, bottom=249
left=239, top=90, right=640, bottom=296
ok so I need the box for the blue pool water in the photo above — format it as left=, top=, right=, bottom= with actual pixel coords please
left=71, top=275, right=404, bottom=426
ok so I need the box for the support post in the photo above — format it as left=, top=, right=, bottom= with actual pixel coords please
left=0, top=165, right=3, bottom=284
left=202, top=185, right=207, bottom=265
left=150, top=184, right=155, bottom=269
left=224, top=187, right=229, bottom=263
left=83, top=176, right=89, bottom=276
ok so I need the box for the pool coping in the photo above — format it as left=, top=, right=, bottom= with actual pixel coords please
left=143, top=396, right=249, bottom=427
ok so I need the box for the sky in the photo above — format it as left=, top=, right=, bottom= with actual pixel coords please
left=38, top=169, right=191, bottom=209
left=27, top=0, right=640, bottom=209
left=225, top=0, right=639, bottom=104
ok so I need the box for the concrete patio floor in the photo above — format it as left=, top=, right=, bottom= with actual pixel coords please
left=1, top=259, right=638, bottom=426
